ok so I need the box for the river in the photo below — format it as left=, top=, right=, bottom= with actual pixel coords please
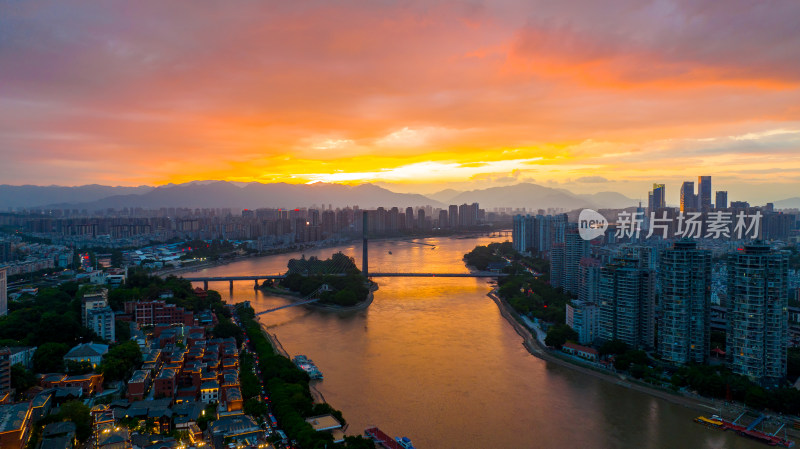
left=186, top=236, right=762, bottom=449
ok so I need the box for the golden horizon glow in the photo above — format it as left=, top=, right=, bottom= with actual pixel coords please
left=2, top=1, right=800, bottom=204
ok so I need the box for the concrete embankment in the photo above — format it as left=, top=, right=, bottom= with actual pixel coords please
left=256, top=317, right=290, bottom=358
left=488, top=289, right=727, bottom=415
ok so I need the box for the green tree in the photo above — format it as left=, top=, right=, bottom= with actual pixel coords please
left=59, top=400, right=92, bottom=442
left=243, top=398, right=268, bottom=418
left=197, top=403, right=217, bottom=430
left=599, top=339, right=629, bottom=356
left=788, top=347, right=800, bottom=381
left=544, top=324, right=578, bottom=349
left=332, top=289, right=358, bottom=306
left=343, top=436, right=379, bottom=449
left=110, top=250, right=124, bottom=268
left=66, top=360, right=93, bottom=375
left=212, top=319, right=244, bottom=345
left=33, top=342, right=70, bottom=373
left=10, top=364, right=36, bottom=392
left=33, top=311, right=84, bottom=346
left=100, top=341, right=142, bottom=381
left=115, top=320, right=131, bottom=342
left=613, top=350, right=649, bottom=371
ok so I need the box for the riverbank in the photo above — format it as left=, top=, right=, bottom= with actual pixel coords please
left=489, top=288, right=734, bottom=415
left=259, top=282, right=377, bottom=312
left=155, top=240, right=355, bottom=277
left=491, top=287, right=800, bottom=440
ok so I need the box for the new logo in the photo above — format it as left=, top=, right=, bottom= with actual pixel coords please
left=578, top=209, right=608, bottom=240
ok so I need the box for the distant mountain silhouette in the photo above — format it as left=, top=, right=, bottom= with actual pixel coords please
left=426, top=188, right=463, bottom=204
left=774, top=197, right=800, bottom=210
left=1, top=180, right=641, bottom=211
left=576, top=191, right=639, bottom=209
left=443, top=183, right=636, bottom=211
left=34, top=181, right=443, bottom=210
left=0, top=184, right=152, bottom=209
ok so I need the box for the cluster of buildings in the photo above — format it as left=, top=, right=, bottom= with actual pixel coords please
left=513, top=176, right=800, bottom=387
left=0, top=200, right=515, bottom=253
left=0, top=298, right=259, bottom=449
left=0, top=237, right=73, bottom=277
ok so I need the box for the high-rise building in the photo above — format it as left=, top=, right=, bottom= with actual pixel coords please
left=598, top=256, right=655, bottom=349
left=727, top=243, right=788, bottom=386
left=87, top=307, right=116, bottom=342
left=448, top=205, right=458, bottom=229
left=680, top=182, right=696, bottom=212
left=566, top=300, right=598, bottom=346
left=512, top=215, right=534, bottom=254
left=715, top=191, right=728, bottom=210
left=0, top=348, right=9, bottom=397
left=81, top=288, right=108, bottom=326
left=0, top=267, right=6, bottom=317
left=550, top=228, right=590, bottom=295
left=458, top=203, right=479, bottom=228
left=649, top=184, right=666, bottom=211
left=536, top=214, right=567, bottom=255
left=438, top=210, right=448, bottom=229
left=659, top=239, right=711, bottom=365
left=578, top=257, right=601, bottom=304
left=405, top=207, right=414, bottom=230
left=698, top=176, right=712, bottom=211
left=567, top=257, right=602, bottom=345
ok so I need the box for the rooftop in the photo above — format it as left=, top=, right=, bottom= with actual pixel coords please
left=42, top=421, right=76, bottom=438
left=64, top=343, right=108, bottom=359
left=130, top=370, right=149, bottom=384
left=305, top=414, right=342, bottom=432
left=0, top=402, right=31, bottom=433
left=200, top=380, right=219, bottom=390
left=156, top=369, right=175, bottom=380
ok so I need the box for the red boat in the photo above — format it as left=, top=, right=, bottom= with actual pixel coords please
left=365, top=427, right=404, bottom=449
left=694, top=414, right=795, bottom=447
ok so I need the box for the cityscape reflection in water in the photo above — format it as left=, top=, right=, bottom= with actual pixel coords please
left=188, top=236, right=761, bottom=449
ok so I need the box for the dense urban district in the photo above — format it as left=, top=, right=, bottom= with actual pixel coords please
left=1, top=175, right=800, bottom=448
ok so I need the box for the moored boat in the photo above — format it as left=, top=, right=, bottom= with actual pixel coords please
left=292, top=354, right=323, bottom=380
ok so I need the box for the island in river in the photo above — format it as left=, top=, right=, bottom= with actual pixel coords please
left=260, top=251, right=373, bottom=309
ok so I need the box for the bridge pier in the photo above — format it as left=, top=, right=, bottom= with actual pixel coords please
left=254, top=279, right=259, bottom=289
left=203, top=280, right=208, bottom=290
left=229, top=280, right=234, bottom=291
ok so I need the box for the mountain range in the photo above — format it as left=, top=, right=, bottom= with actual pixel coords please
left=0, top=180, right=728, bottom=212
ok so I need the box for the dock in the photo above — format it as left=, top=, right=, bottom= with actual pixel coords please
left=365, top=427, right=403, bottom=449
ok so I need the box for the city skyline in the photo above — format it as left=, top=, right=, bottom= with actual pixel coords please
left=2, top=1, right=800, bottom=204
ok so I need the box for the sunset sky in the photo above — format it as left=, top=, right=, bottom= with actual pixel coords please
left=2, top=1, right=800, bottom=204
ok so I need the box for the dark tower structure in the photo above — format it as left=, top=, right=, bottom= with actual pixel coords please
left=362, top=211, right=369, bottom=277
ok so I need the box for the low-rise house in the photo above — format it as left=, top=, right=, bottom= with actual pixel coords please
left=561, top=342, right=599, bottom=362
left=153, top=369, right=176, bottom=399
left=30, top=389, right=53, bottom=422
left=0, top=402, right=33, bottom=449
left=127, top=370, right=151, bottom=401
left=306, top=414, right=345, bottom=444
left=6, top=347, right=37, bottom=369
left=40, top=373, right=104, bottom=396
left=40, top=421, right=76, bottom=449
left=172, top=401, right=204, bottom=432
left=63, top=343, right=109, bottom=368
left=222, top=387, right=242, bottom=412
left=208, top=415, right=263, bottom=449
left=96, top=427, right=131, bottom=449
left=200, top=380, right=219, bottom=404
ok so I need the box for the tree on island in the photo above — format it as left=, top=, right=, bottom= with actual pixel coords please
left=280, top=252, right=369, bottom=306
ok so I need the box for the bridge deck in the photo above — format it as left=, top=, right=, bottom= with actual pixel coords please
left=182, top=272, right=505, bottom=281
left=182, top=275, right=285, bottom=281
left=368, top=272, right=506, bottom=277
